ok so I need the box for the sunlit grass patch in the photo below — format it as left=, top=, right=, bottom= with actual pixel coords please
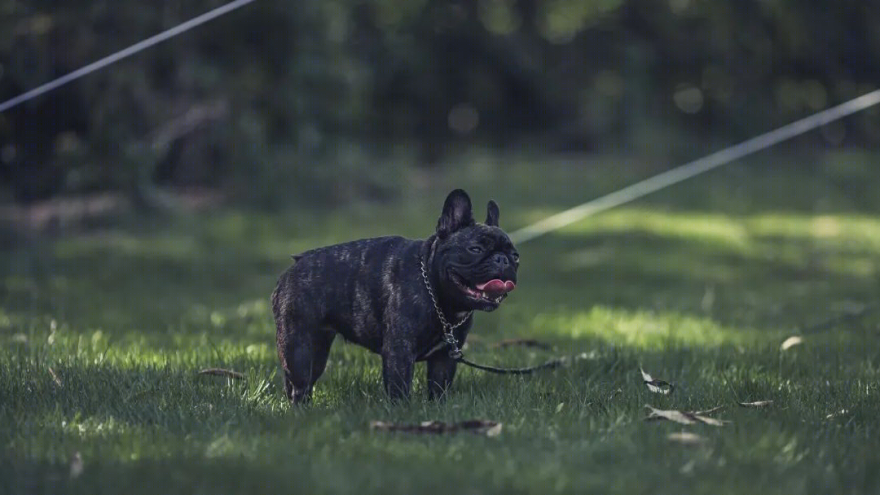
left=556, top=208, right=880, bottom=255
left=749, top=212, right=880, bottom=246
left=531, top=305, right=768, bottom=348
left=562, top=209, right=752, bottom=250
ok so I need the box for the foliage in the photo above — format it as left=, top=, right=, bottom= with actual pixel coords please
left=0, top=0, right=879, bottom=203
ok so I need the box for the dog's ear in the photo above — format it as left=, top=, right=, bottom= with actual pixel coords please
left=485, top=200, right=500, bottom=227
left=437, top=189, right=474, bottom=238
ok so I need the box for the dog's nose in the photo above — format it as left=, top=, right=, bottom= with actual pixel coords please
left=492, top=253, right=510, bottom=268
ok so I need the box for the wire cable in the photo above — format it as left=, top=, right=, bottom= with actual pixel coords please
left=0, top=0, right=260, bottom=113
left=510, top=89, right=880, bottom=244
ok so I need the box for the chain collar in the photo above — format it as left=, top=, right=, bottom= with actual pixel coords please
left=420, top=255, right=472, bottom=359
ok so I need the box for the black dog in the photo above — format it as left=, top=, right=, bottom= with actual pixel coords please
left=272, top=189, right=519, bottom=403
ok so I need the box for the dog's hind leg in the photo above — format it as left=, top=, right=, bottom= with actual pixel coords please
left=276, top=316, right=335, bottom=405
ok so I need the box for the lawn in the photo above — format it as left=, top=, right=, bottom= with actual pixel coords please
left=2, top=150, right=880, bottom=494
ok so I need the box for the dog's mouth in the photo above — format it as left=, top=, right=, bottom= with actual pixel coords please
left=450, top=271, right=516, bottom=305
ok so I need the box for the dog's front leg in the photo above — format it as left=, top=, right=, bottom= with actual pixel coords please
left=381, top=345, right=415, bottom=401
left=426, top=353, right=457, bottom=400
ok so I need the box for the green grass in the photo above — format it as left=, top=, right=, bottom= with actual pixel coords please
left=2, top=150, right=880, bottom=494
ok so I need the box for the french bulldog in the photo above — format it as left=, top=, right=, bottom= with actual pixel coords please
left=271, top=189, right=519, bottom=403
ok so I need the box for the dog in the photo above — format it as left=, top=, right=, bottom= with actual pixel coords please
left=271, top=189, right=519, bottom=403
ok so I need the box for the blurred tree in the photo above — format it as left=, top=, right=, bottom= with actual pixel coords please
left=0, top=0, right=877, bottom=205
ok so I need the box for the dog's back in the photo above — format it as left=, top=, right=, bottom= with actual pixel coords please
left=272, top=235, right=421, bottom=351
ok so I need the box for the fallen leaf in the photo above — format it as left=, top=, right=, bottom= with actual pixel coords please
left=198, top=368, right=246, bottom=380
left=640, top=368, right=674, bottom=395
left=555, top=402, right=565, bottom=413
left=645, top=406, right=696, bottom=425
left=668, top=432, right=707, bottom=446
left=692, top=415, right=726, bottom=426
left=680, top=459, right=697, bottom=474
left=370, top=419, right=501, bottom=436
left=485, top=423, right=503, bottom=437
left=48, top=367, right=63, bottom=388
left=644, top=406, right=727, bottom=426
left=780, top=336, right=803, bottom=351
left=69, top=452, right=84, bottom=479
left=825, top=409, right=849, bottom=420
left=692, top=406, right=724, bottom=415
left=739, top=400, right=773, bottom=408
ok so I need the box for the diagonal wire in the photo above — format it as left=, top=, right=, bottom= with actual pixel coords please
left=0, top=0, right=260, bottom=113
left=510, top=89, right=880, bottom=245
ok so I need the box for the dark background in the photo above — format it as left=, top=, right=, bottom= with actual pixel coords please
left=1, top=0, right=878, bottom=211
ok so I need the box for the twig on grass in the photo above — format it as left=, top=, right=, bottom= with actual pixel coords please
left=692, top=406, right=724, bottom=415
left=370, top=419, right=502, bottom=437
left=490, top=338, right=553, bottom=350
left=198, top=368, right=246, bottom=380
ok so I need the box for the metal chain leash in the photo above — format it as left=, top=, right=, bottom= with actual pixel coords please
left=420, top=257, right=472, bottom=359
left=420, top=253, right=593, bottom=374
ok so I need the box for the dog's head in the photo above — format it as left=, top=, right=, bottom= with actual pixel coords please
left=430, top=189, right=519, bottom=312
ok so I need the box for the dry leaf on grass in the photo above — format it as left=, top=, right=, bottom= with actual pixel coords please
left=197, top=368, right=246, bottom=380
left=680, top=459, right=697, bottom=474
left=48, top=367, right=63, bottom=388
left=644, top=406, right=727, bottom=426
left=780, top=336, right=803, bottom=351
left=484, top=423, right=503, bottom=437
left=640, top=368, right=674, bottom=395
left=692, top=406, right=724, bottom=415
left=667, top=432, right=707, bottom=446
left=645, top=406, right=697, bottom=425
left=825, top=409, right=849, bottom=420
left=370, top=420, right=502, bottom=437
left=739, top=400, right=773, bottom=408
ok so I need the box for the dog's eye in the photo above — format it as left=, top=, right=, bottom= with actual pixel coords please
left=468, top=246, right=483, bottom=254
left=511, top=252, right=519, bottom=262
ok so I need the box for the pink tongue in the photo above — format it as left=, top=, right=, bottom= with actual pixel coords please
left=475, top=279, right=516, bottom=294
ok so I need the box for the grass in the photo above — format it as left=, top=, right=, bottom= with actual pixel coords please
left=2, top=150, right=880, bottom=494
